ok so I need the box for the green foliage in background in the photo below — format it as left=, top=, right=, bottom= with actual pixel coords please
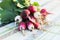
left=0, top=9, right=16, bottom=24
left=0, top=0, right=17, bottom=24
left=0, top=0, right=30, bottom=25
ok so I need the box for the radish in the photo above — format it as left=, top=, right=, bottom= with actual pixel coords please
left=15, top=15, right=22, bottom=26
left=34, top=12, right=44, bottom=25
left=18, top=22, right=26, bottom=35
left=34, top=12, right=42, bottom=19
left=27, top=21, right=34, bottom=31
left=28, top=5, right=37, bottom=13
left=21, top=9, right=30, bottom=19
left=27, top=16, right=42, bottom=29
left=40, top=9, right=51, bottom=25
left=40, top=9, right=48, bottom=16
left=34, top=22, right=41, bottom=30
left=28, top=16, right=37, bottom=24
left=18, top=22, right=26, bottom=31
left=23, top=9, right=30, bottom=15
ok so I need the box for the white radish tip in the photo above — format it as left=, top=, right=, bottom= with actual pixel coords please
left=15, top=15, right=22, bottom=22
left=34, top=12, right=41, bottom=18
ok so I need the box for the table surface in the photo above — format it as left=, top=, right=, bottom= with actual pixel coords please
left=0, top=0, right=60, bottom=40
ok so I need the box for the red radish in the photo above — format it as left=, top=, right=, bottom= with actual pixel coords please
left=28, top=16, right=37, bottom=24
left=28, top=15, right=41, bottom=29
left=28, top=5, right=37, bottom=13
left=40, top=9, right=46, bottom=13
left=18, top=22, right=26, bottom=31
left=40, top=9, right=48, bottom=16
left=34, top=22, right=41, bottom=29
left=23, top=9, right=30, bottom=15
left=27, top=21, right=34, bottom=31
left=21, top=9, right=30, bottom=19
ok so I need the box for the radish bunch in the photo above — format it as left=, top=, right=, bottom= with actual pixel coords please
left=15, top=5, right=51, bottom=32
